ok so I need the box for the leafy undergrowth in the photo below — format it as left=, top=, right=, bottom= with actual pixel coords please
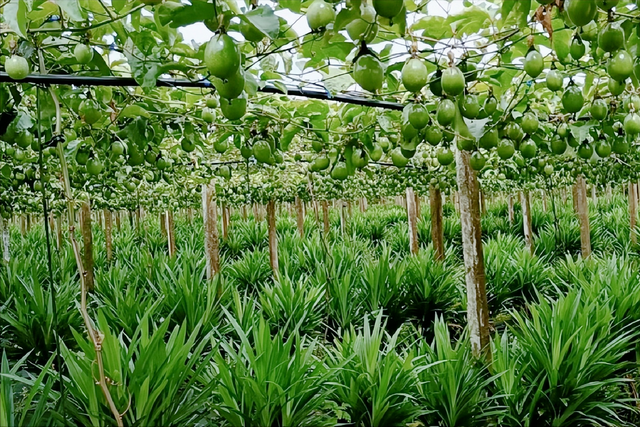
left=2, top=197, right=640, bottom=426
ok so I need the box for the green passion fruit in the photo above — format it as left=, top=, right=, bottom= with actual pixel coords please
left=429, top=70, right=443, bottom=97
left=608, top=50, right=633, bottom=82
left=253, top=140, right=272, bottom=163
left=76, top=148, right=90, bottom=165
left=425, top=126, right=443, bottom=146
left=15, top=132, right=32, bottom=149
left=577, top=142, right=594, bottom=159
left=86, top=158, right=103, bottom=175
left=612, top=137, right=629, bottom=154
left=562, top=85, right=584, bottom=113
left=202, top=108, right=216, bottom=123
left=497, top=139, right=515, bottom=159
left=590, top=99, right=608, bottom=120
left=307, top=0, right=335, bottom=30
left=564, top=0, right=598, bottom=27
left=212, top=71, right=245, bottom=99
left=204, top=34, right=241, bottom=79
left=181, top=137, right=196, bottom=152
left=206, top=96, right=219, bottom=108
left=624, top=112, right=640, bottom=134
left=550, top=137, right=568, bottom=155
left=484, top=96, right=498, bottom=115
left=546, top=69, right=564, bottom=91
left=220, top=93, right=247, bottom=120
left=469, top=151, right=486, bottom=171
left=5, top=55, right=30, bottom=80
left=79, top=99, right=103, bottom=125
left=310, top=156, right=330, bottom=171
left=369, top=145, right=383, bottom=161
left=214, top=138, right=228, bottom=154
left=520, top=139, right=537, bottom=159
left=74, top=44, right=93, bottom=64
left=407, top=103, right=429, bottom=129
left=437, top=147, right=454, bottom=165
left=479, top=128, right=499, bottom=149
left=570, top=36, right=586, bottom=61
left=346, top=4, right=378, bottom=43
left=331, top=161, right=349, bottom=179
left=441, top=66, right=465, bottom=96
left=111, top=141, right=125, bottom=156
left=608, top=78, right=626, bottom=96
left=402, top=58, right=428, bottom=93
left=353, top=55, right=384, bottom=92
left=524, top=50, right=544, bottom=78
left=521, top=112, right=539, bottom=134
left=391, top=148, right=409, bottom=167
left=436, top=99, right=456, bottom=126
left=595, top=140, right=612, bottom=157
left=506, top=122, right=525, bottom=142
left=460, top=94, right=480, bottom=119
left=599, top=21, right=624, bottom=53
left=373, top=0, right=403, bottom=19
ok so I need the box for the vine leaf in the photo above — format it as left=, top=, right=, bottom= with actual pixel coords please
left=53, top=0, right=86, bottom=22
left=4, top=0, right=28, bottom=39
left=241, top=5, right=280, bottom=40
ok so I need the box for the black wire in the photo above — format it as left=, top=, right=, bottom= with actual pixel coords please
left=36, top=86, right=67, bottom=422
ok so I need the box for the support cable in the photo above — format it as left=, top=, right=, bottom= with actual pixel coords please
left=0, top=73, right=404, bottom=111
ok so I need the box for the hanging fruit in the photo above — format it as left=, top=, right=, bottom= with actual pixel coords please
left=401, top=58, right=428, bottom=93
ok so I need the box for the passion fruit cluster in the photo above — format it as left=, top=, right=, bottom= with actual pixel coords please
left=204, top=31, right=247, bottom=121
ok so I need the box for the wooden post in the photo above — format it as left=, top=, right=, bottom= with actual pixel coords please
left=20, top=216, right=25, bottom=237
left=572, top=183, right=579, bottom=213
left=295, top=196, right=304, bottom=238
left=360, top=197, right=368, bottom=213
left=430, top=186, right=445, bottom=262
left=508, top=195, right=514, bottom=225
left=160, top=212, right=167, bottom=237
left=630, top=182, right=637, bottom=246
left=166, top=210, right=176, bottom=257
left=55, top=215, right=63, bottom=250
left=606, top=183, right=612, bottom=199
left=576, top=176, right=591, bottom=258
left=340, top=202, right=346, bottom=235
left=415, top=193, right=421, bottom=219
left=81, top=201, right=95, bottom=292
left=242, top=205, right=247, bottom=220
left=406, top=187, right=419, bottom=255
left=521, top=191, right=534, bottom=255
left=115, top=211, right=121, bottom=231
left=202, top=183, right=221, bottom=282
left=455, top=149, right=490, bottom=359
left=322, top=201, right=330, bottom=235
left=267, top=200, right=278, bottom=273
left=221, top=204, right=229, bottom=240
left=104, top=210, right=113, bottom=262
left=313, top=201, right=319, bottom=224
left=541, top=190, right=548, bottom=212
left=1, top=218, right=9, bottom=264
